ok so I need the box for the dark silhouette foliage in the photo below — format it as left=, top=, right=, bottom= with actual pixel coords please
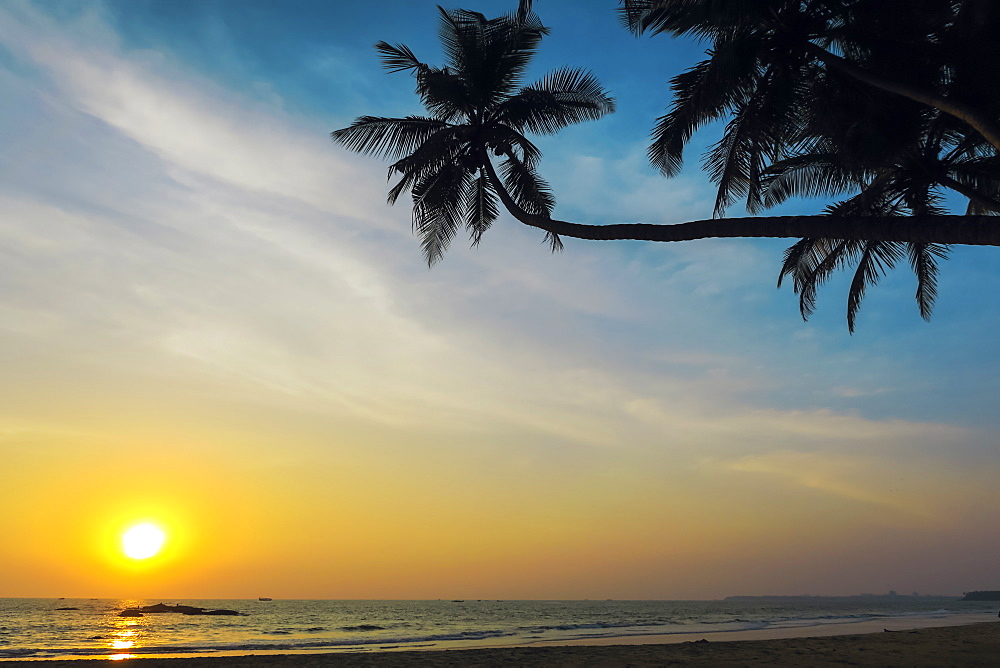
left=334, top=1, right=1000, bottom=331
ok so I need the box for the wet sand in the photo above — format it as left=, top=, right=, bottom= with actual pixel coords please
left=3, top=619, right=999, bottom=666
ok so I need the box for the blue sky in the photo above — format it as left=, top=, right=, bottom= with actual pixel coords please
left=0, top=0, right=998, bottom=599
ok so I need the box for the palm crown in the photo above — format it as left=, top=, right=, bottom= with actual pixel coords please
left=621, top=0, right=1000, bottom=330
left=332, top=7, right=614, bottom=265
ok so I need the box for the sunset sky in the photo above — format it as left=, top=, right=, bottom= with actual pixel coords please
left=1, top=0, right=998, bottom=601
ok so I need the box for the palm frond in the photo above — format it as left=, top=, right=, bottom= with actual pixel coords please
left=778, top=237, right=858, bottom=320
left=908, top=242, right=949, bottom=321
left=416, top=68, right=470, bottom=122
left=761, top=153, right=865, bottom=209
left=465, top=171, right=499, bottom=245
left=375, top=36, right=470, bottom=122
left=482, top=9, right=549, bottom=103
left=411, top=163, right=474, bottom=266
left=777, top=237, right=817, bottom=290
left=494, top=67, right=615, bottom=134
left=437, top=7, right=547, bottom=110
left=331, top=116, right=452, bottom=161
left=385, top=127, right=468, bottom=204
left=649, top=35, right=768, bottom=176
left=543, top=231, right=564, bottom=253
left=499, top=152, right=554, bottom=216
left=947, top=156, right=1000, bottom=214
left=375, top=42, right=425, bottom=74
left=437, top=8, right=488, bottom=95
left=703, top=63, right=805, bottom=216
left=620, top=0, right=770, bottom=41
left=846, top=240, right=904, bottom=332
left=898, top=182, right=948, bottom=217
left=516, top=0, right=534, bottom=23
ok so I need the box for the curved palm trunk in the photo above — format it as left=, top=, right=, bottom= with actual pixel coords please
left=936, top=175, right=1000, bottom=213
left=805, top=44, right=1000, bottom=153
left=480, top=156, right=1000, bottom=247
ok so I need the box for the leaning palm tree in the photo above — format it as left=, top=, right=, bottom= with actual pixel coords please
left=334, top=4, right=1000, bottom=330
left=331, top=7, right=614, bottom=265
left=333, top=4, right=999, bottom=258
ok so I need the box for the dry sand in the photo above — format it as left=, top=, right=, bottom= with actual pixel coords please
left=3, top=620, right=999, bottom=666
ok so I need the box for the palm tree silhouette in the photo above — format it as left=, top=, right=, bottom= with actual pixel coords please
left=333, top=3, right=999, bottom=328
left=764, top=72, right=999, bottom=330
left=331, top=8, right=614, bottom=265
left=621, top=0, right=1000, bottom=155
left=620, top=0, right=1000, bottom=328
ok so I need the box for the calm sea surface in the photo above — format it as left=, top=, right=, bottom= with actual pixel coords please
left=1, top=597, right=996, bottom=660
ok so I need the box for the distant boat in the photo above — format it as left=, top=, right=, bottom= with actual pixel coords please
left=258, top=597, right=272, bottom=601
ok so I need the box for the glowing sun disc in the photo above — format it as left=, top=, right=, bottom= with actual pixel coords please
left=122, top=523, right=166, bottom=560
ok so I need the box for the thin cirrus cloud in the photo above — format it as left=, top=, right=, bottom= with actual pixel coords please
left=717, top=446, right=996, bottom=525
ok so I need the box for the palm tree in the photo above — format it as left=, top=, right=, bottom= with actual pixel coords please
left=619, top=0, right=1000, bottom=206
left=615, top=0, right=1000, bottom=327
left=333, top=4, right=1000, bottom=329
left=331, top=7, right=614, bottom=265
left=755, top=45, right=1000, bottom=330
left=332, top=3, right=1000, bottom=254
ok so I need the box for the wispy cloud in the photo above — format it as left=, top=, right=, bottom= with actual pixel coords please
left=710, top=433, right=998, bottom=525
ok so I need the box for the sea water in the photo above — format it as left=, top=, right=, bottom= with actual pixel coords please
left=0, top=597, right=996, bottom=660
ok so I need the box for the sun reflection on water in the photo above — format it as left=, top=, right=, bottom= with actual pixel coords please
left=107, top=611, right=145, bottom=661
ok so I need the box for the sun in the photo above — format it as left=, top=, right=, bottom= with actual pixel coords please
left=122, top=523, right=166, bottom=560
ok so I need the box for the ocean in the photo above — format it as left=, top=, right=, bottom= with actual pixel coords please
left=0, top=597, right=996, bottom=660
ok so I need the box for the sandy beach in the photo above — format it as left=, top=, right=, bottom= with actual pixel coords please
left=3, top=619, right=997, bottom=666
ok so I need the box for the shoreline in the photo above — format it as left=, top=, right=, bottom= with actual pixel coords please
left=2, top=614, right=997, bottom=665
left=501, top=611, right=999, bottom=647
